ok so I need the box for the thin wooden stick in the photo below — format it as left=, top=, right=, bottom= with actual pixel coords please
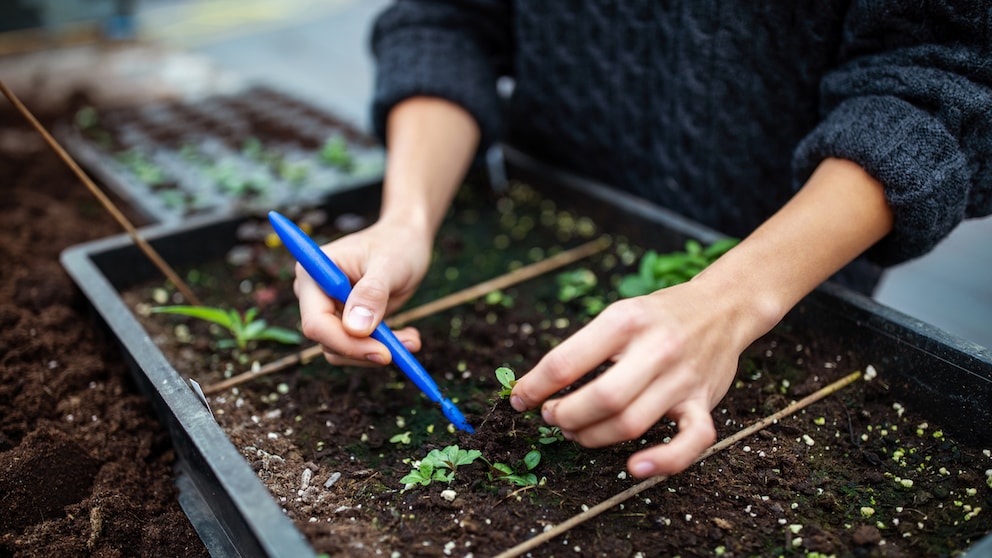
left=202, top=235, right=612, bottom=395
left=0, top=80, right=202, bottom=306
left=492, top=370, right=863, bottom=558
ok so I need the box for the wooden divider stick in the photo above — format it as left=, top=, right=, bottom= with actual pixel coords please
left=202, top=235, right=613, bottom=395
left=492, top=371, right=863, bottom=558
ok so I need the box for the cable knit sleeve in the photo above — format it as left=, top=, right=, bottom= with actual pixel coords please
left=792, top=1, right=992, bottom=266
left=369, top=0, right=512, bottom=150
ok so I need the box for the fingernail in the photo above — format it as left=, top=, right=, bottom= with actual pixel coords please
left=365, top=352, right=386, bottom=365
left=510, top=395, right=526, bottom=412
left=345, top=306, right=374, bottom=331
left=401, top=339, right=417, bottom=351
left=559, top=429, right=575, bottom=441
left=630, top=461, right=655, bottom=478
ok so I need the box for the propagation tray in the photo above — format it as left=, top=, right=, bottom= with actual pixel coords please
left=61, top=146, right=992, bottom=557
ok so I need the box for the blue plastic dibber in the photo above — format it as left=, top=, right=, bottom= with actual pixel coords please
left=267, top=210, right=474, bottom=434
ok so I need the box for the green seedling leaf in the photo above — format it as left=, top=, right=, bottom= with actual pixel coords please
left=523, top=449, right=541, bottom=471
left=618, top=238, right=739, bottom=298
left=495, top=366, right=517, bottom=399
left=555, top=268, right=598, bottom=302
left=151, top=305, right=235, bottom=328
left=537, top=426, right=564, bottom=444
left=491, top=462, right=513, bottom=476
left=319, top=136, right=354, bottom=171
left=151, top=305, right=302, bottom=350
left=400, top=444, right=480, bottom=490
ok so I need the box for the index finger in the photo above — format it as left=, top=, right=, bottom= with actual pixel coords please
left=510, top=308, right=629, bottom=412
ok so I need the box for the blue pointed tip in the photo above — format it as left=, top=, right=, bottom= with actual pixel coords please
left=440, top=399, right=475, bottom=434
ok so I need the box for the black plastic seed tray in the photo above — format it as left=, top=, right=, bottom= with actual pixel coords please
left=59, top=85, right=385, bottom=225
left=61, top=147, right=992, bottom=557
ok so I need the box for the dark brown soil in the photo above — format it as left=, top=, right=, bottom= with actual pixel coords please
left=0, top=98, right=208, bottom=557
left=123, top=183, right=992, bottom=558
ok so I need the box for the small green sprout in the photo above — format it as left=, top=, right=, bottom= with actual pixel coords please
left=618, top=238, right=738, bottom=298
left=487, top=449, right=542, bottom=487
left=484, top=289, right=514, bottom=307
left=319, top=136, right=354, bottom=171
left=277, top=159, right=310, bottom=184
left=495, top=366, right=516, bottom=399
left=117, top=149, right=168, bottom=186
left=390, top=431, right=412, bottom=445
left=74, top=106, right=99, bottom=130
left=537, top=426, right=565, bottom=445
left=399, top=445, right=482, bottom=489
left=150, top=305, right=302, bottom=350
left=555, top=268, right=597, bottom=302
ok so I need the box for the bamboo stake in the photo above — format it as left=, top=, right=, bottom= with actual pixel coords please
left=0, top=80, right=202, bottom=306
left=202, top=235, right=613, bottom=395
left=492, top=370, right=863, bottom=558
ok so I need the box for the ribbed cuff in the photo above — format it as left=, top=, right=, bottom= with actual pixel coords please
left=793, top=95, right=969, bottom=266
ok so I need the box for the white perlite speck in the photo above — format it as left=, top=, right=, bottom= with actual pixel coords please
left=324, top=472, right=342, bottom=489
left=440, top=489, right=457, bottom=502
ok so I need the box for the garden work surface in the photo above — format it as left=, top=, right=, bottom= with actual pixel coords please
left=123, top=180, right=992, bottom=558
left=0, top=98, right=208, bottom=556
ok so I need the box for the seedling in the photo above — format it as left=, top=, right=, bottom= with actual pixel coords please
left=150, top=305, right=302, bottom=350
left=116, top=148, right=167, bottom=186
left=495, top=366, right=516, bottom=399
left=208, top=159, right=268, bottom=196
left=555, top=268, right=597, bottom=302
left=400, top=445, right=482, bottom=489
left=537, top=426, right=565, bottom=445
left=486, top=449, right=542, bottom=487
left=484, top=289, right=514, bottom=308
left=319, top=136, right=354, bottom=171
left=618, top=238, right=738, bottom=298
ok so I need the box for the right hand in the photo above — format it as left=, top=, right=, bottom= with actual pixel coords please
left=294, top=218, right=434, bottom=367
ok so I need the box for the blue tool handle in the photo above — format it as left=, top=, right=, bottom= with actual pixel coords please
left=267, top=211, right=474, bottom=433
left=370, top=322, right=443, bottom=403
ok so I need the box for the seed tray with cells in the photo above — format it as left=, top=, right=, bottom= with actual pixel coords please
left=60, top=86, right=385, bottom=225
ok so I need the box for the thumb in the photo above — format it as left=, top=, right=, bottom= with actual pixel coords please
left=342, top=274, right=390, bottom=337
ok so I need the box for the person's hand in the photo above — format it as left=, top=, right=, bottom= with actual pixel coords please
left=293, top=219, right=433, bottom=367
left=509, top=279, right=754, bottom=478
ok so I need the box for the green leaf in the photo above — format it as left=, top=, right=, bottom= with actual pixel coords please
left=492, top=462, right=513, bottom=475
left=523, top=450, right=541, bottom=471
left=503, top=473, right=538, bottom=487
left=242, top=318, right=268, bottom=340
left=702, top=237, right=739, bottom=259
left=495, top=367, right=516, bottom=390
left=151, top=305, right=234, bottom=329
left=253, top=326, right=303, bottom=345
left=617, top=276, right=650, bottom=298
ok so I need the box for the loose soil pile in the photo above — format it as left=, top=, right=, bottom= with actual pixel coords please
left=0, top=97, right=208, bottom=557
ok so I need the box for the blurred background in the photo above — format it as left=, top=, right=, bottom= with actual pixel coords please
left=1, top=0, right=988, bottom=348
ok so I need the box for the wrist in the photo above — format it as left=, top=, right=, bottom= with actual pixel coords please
left=689, top=255, right=793, bottom=349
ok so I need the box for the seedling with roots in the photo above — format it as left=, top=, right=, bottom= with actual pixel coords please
left=151, top=305, right=302, bottom=351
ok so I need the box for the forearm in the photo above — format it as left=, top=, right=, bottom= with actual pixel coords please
left=379, top=96, right=480, bottom=240
left=693, top=157, right=894, bottom=346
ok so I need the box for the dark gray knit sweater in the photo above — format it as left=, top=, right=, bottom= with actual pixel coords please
left=370, top=1, right=992, bottom=293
